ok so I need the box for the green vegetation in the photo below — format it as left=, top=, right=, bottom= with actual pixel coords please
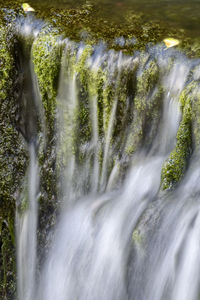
left=0, top=0, right=199, bottom=297
left=161, top=84, right=194, bottom=190
left=30, top=2, right=200, bottom=58
left=161, top=79, right=200, bottom=190
left=0, top=22, right=27, bottom=299
left=32, top=31, right=63, bottom=255
left=32, top=32, right=62, bottom=131
left=0, top=0, right=200, bottom=57
left=125, top=58, right=163, bottom=155
left=132, top=229, right=143, bottom=245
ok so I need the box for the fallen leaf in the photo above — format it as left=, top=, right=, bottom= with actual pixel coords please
left=163, top=38, right=180, bottom=48
left=22, top=3, right=35, bottom=12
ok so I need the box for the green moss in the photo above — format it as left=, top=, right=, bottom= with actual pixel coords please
left=0, top=1, right=200, bottom=57
left=91, top=68, right=105, bottom=137
left=137, top=60, right=159, bottom=97
left=132, top=229, right=143, bottom=245
left=75, top=45, right=93, bottom=86
left=32, top=32, right=62, bottom=131
left=0, top=20, right=28, bottom=298
left=161, top=87, right=193, bottom=190
left=18, top=2, right=198, bottom=58
left=113, top=66, right=131, bottom=137
left=125, top=58, right=161, bottom=155
left=65, top=46, right=104, bottom=152
left=76, top=47, right=93, bottom=146
left=0, top=28, right=13, bottom=99
left=102, top=82, right=115, bottom=135
left=161, top=80, right=200, bottom=190
left=55, top=47, right=77, bottom=173
left=0, top=1, right=199, bottom=296
left=190, top=84, right=200, bottom=148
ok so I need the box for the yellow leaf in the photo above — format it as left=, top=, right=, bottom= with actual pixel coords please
left=22, top=3, right=35, bottom=12
left=163, top=38, right=180, bottom=48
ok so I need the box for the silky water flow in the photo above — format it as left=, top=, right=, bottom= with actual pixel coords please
left=15, top=21, right=200, bottom=300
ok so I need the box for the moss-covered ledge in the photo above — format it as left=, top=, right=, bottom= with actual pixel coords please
left=0, top=1, right=200, bottom=57
left=26, top=1, right=199, bottom=58
left=161, top=81, right=200, bottom=191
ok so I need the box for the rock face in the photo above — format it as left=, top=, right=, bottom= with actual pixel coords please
left=0, top=16, right=28, bottom=299
left=0, top=1, right=200, bottom=299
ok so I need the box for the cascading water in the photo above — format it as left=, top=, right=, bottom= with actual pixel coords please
left=128, top=157, right=200, bottom=300
left=16, top=144, right=39, bottom=300
left=15, top=15, right=200, bottom=300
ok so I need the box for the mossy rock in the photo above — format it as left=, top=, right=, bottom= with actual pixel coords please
left=161, top=83, right=194, bottom=190
left=32, top=32, right=63, bottom=132
left=125, top=57, right=163, bottom=155
left=0, top=20, right=28, bottom=298
left=1, top=1, right=199, bottom=57
left=0, top=0, right=199, bottom=297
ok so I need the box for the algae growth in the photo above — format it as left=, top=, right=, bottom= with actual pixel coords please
left=161, top=82, right=199, bottom=190
left=32, top=32, right=62, bottom=131
left=0, top=0, right=199, bottom=298
left=125, top=57, right=163, bottom=155
left=0, top=21, right=27, bottom=299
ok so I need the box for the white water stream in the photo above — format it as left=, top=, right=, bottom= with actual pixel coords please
left=16, top=35, right=200, bottom=300
left=16, top=145, right=39, bottom=300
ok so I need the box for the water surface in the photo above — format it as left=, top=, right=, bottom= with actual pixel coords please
left=29, top=0, right=200, bottom=38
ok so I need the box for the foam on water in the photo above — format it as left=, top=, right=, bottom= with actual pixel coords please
left=16, top=25, right=200, bottom=300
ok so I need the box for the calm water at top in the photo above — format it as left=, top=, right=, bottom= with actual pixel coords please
left=29, top=0, right=200, bottom=38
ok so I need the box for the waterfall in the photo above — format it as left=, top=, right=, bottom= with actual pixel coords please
left=128, top=159, right=200, bottom=300
left=16, top=144, right=39, bottom=300
left=14, top=17, right=200, bottom=300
